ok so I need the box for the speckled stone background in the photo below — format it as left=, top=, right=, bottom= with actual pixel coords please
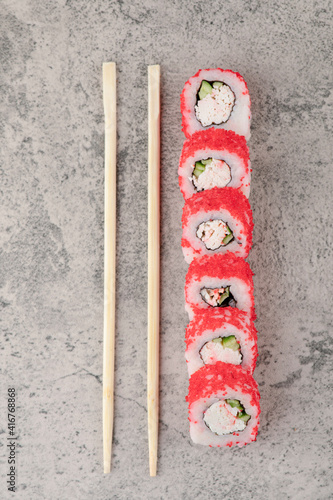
left=1, top=1, right=332, bottom=499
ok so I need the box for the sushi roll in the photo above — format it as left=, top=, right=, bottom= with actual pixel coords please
left=181, top=187, right=253, bottom=263
left=184, top=254, right=255, bottom=321
left=185, top=309, right=258, bottom=376
left=178, top=129, right=251, bottom=200
left=181, top=69, right=251, bottom=140
left=187, top=362, right=260, bottom=447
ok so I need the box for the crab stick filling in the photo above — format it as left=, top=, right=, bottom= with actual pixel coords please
left=199, top=336, right=242, bottom=366
left=191, top=158, right=232, bottom=192
left=203, top=399, right=250, bottom=435
left=195, top=81, right=235, bottom=127
left=196, top=219, right=234, bottom=250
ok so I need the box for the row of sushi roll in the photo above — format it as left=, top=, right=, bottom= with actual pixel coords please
left=179, top=69, right=260, bottom=447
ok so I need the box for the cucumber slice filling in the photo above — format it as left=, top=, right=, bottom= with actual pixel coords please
left=193, top=161, right=206, bottom=178
left=222, top=335, right=240, bottom=351
left=226, top=399, right=244, bottom=410
left=222, top=226, right=234, bottom=245
left=238, top=411, right=251, bottom=422
left=201, top=158, right=213, bottom=165
left=225, top=399, right=251, bottom=422
left=198, top=80, right=213, bottom=100
left=218, top=287, right=229, bottom=305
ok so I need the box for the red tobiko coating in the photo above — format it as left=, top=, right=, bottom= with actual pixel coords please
left=180, top=129, right=249, bottom=165
left=182, top=187, right=252, bottom=228
left=186, top=253, right=254, bottom=285
left=186, top=362, right=260, bottom=409
left=185, top=308, right=257, bottom=347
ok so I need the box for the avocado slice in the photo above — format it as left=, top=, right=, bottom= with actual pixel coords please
left=226, top=399, right=244, bottom=411
left=198, top=80, right=213, bottom=100
left=193, top=161, right=206, bottom=178
left=212, top=337, right=223, bottom=345
left=222, top=335, right=240, bottom=351
left=213, top=81, right=224, bottom=88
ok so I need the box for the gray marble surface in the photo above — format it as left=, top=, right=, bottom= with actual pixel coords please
left=1, top=1, right=332, bottom=499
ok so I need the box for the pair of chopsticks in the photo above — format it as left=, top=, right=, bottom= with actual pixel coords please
left=102, top=63, right=161, bottom=476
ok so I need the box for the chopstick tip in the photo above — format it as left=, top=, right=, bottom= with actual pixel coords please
left=104, top=461, right=111, bottom=474
left=103, top=61, right=116, bottom=68
left=149, top=462, right=157, bottom=477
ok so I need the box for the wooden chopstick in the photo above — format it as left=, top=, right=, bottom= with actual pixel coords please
left=102, top=61, right=117, bottom=474
left=147, top=64, right=161, bottom=477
